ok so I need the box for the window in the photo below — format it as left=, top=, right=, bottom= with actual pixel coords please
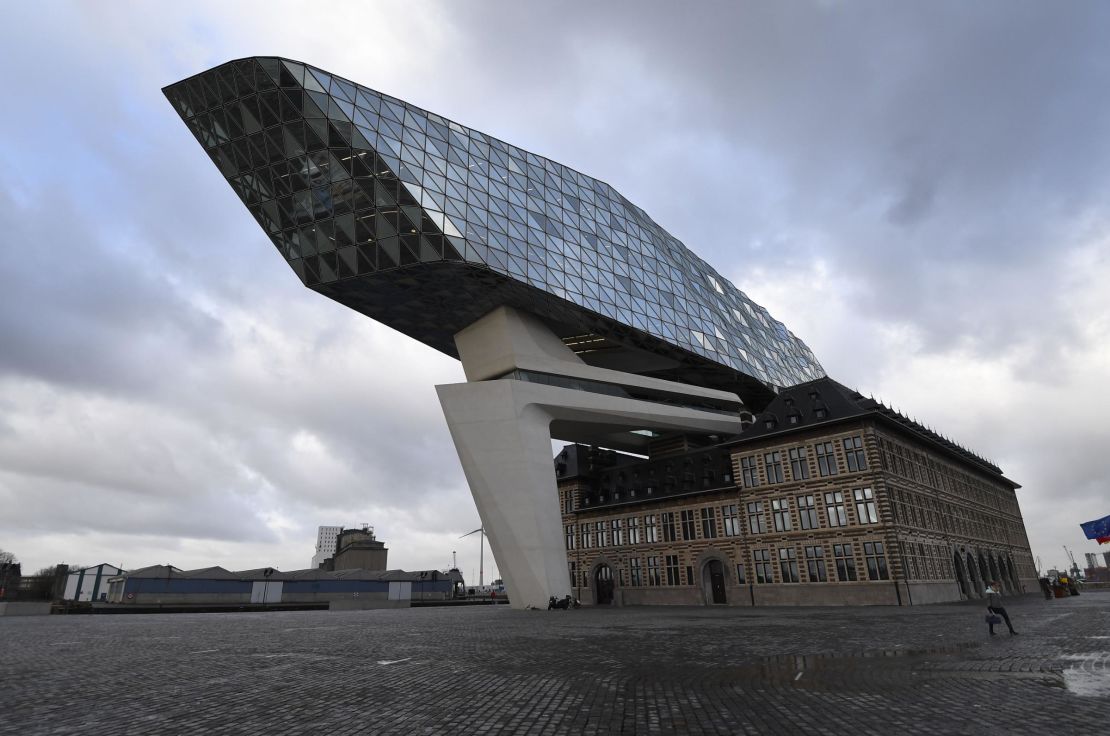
left=843, top=436, right=867, bottom=472
left=686, top=565, right=695, bottom=586
left=581, top=525, right=593, bottom=549
left=804, top=545, right=827, bottom=582
left=863, top=541, right=889, bottom=580
left=700, top=507, right=718, bottom=538
left=629, top=558, right=642, bottom=587
left=772, top=499, right=792, bottom=532
left=721, top=504, right=740, bottom=537
left=645, top=514, right=659, bottom=543
left=815, top=441, right=838, bottom=476
left=753, top=549, right=773, bottom=583
left=665, top=555, right=680, bottom=586
left=779, top=547, right=800, bottom=583
left=564, top=492, right=574, bottom=514
left=747, top=501, right=767, bottom=534
left=661, top=512, right=677, bottom=542
left=833, top=544, right=857, bottom=581
left=611, top=518, right=624, bottom=546
left=825, top=491, right=847, bottom=527
left=736, top=563, right=746, bottom=585
left=789, top=447, right=809, bottom=480
left=740, top=456, right=759, bottom=487
left=596, top=521, right=608, bottom=547
left=565, top=524, right=576, bottom=550
left=764, top=451, right=784, bottom=483
left=681, top=509, right=697, bottom=540
left=569, top=561, right=577, bottom=587
left=627, top=517, right=641, bottom=545
left=854, top=487, right=878, bottom=524
left=796, top=495, right=818, bottom=530
left=647, top=556, right=661, bottom=586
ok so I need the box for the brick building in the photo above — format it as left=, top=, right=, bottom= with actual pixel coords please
left=558, top=377, right=1036, bottom=607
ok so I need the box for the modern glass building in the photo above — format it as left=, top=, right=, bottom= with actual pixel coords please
left=164, top=57, right=833, bottom=608
left=164, top=57, right=823, bottom=407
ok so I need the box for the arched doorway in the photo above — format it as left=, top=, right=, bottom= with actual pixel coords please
left=702, top=559, right=727, bottom=604
left=594, top=564, right=614, bottom=605
left=988, top=554, right=1001, bottom=588
left=953, top=552, right=970, bottom=599
left=1005, top=556, right=1020, bottom=591
left=966, top=552, right=982, bottom=596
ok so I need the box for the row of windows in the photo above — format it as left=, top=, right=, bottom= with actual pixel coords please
left=563, top=489, right=879, bottom=550
left=738, top=435, right=867, bottom=488
left=898, top=541, right=958, bottom=581
left=747, top=488, right=878, bottom=534
left=877, top=436, right=1017, bottom=516
left=750, top=542, right=888, bottom=584
left=569, top=542, right=891, bottom=588
left=888, top=486, right=1015, bottom=544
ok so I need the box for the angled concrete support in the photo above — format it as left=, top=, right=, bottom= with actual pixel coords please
left=437, top=307, right=745, bottom=609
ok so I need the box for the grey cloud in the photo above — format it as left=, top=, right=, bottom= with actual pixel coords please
left=0, top=189, right=227, bottom=395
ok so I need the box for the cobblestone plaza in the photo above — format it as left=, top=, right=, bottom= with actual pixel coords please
left=2, top=593, right=1107, bottom=734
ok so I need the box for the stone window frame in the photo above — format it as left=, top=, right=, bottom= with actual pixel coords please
left=833, top=543, right=857, bottom=581
left=797, top=494, right=819, bottom=530
left=824, top=490, right=848, bottom=527
left=764, top=450, right=785, bottom=484
left=853, top=487, right=879, bottom=524
left=815, top=441, right=839, bottom=477
left=753, top=548, right=773, bottom=584
left=788, top=446, right=810, bottom=480
left=700, top=507, right=718, bottom=539
left=778, top=546, right=800, bottom=583
left=664, top=554, right=681, bottom=586
left=772, top=498, right=793, bottom=532
left=746, top=501, right=767, bottom=535
left=804, top=544, right=828, bottom=582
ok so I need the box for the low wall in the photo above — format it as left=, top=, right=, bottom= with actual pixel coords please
left=751, top=582, right=900, bottom=606
left=905, top=582, right=962, bottom=605
left=329, top=598, right=410, bottom=610
left=0, top=602, right=52, bottom=616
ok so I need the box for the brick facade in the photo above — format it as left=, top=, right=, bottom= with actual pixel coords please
left=558, top=378, right=1036, bottom=607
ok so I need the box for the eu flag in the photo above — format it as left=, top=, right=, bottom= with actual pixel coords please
left=1080, top=514, right=1110, bottom=541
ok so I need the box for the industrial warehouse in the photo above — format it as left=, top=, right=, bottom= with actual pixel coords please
left=105, top=565, right=460, bottom=609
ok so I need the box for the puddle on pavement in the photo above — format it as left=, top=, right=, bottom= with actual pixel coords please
left=714, top=643, right=980, bottom=689
left=1061, top=653, right=1110, bottom=697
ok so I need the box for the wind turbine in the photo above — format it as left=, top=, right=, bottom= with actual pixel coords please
left=461, top=527, right=485, bottom=586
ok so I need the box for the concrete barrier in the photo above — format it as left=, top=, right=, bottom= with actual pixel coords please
left=329, top=598, right=410, bottom=611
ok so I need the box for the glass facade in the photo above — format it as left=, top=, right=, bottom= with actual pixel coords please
left=164, top=57, right=825, bottom=398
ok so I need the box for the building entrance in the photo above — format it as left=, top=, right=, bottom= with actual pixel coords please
left=702, top=560, right=727, bottom=604
left=953, top=552, right=970, bottom=599
left=594, top=564, right=614, bottom=605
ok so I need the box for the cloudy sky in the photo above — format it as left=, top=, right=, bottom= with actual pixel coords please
left=2, top=2, right=1108, bottom=580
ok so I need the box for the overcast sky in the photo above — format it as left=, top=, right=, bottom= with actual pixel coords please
left=2, top=2, right=1108, bottom=581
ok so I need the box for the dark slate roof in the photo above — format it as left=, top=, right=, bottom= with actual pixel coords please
left=731, top=376, right=1014, bottom=483
left=554, top=443, right=643, bottom=482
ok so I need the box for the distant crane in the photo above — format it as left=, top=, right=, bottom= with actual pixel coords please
left=461, top=527, right=485, bottom=586
left=1063, top=546, right=1080, bottom=578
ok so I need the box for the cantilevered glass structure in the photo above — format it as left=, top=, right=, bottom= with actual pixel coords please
left=164, top=57, right=823, bottom=406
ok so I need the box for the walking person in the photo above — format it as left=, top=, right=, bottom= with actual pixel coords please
left=985, top=580, right=1018, bottom=636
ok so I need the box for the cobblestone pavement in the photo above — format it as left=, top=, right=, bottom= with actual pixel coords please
left=1, top=592, right=1107, bottom=735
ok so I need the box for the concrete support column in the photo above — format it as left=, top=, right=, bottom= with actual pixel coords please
left=437, top=380, right=568, bottom=609
left=437, top=306, right=744, bottom=610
